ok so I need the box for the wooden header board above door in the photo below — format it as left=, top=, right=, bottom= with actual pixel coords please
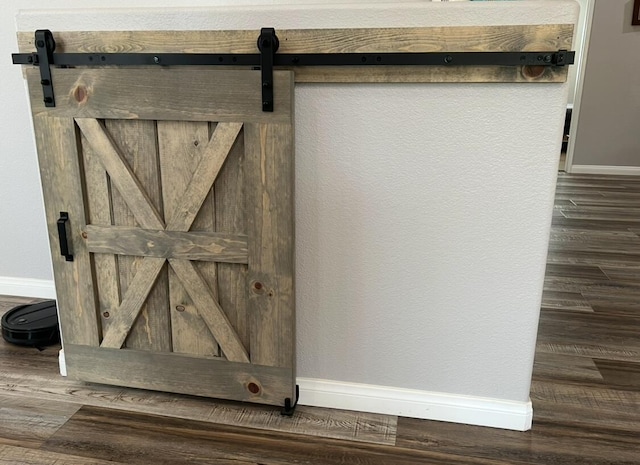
left=17, top=24, right=574, bottom=83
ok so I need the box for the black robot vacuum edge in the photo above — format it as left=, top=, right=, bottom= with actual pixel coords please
left=1, top=300, right=60, bottom=347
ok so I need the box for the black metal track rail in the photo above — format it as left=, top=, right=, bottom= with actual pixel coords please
left=12, top=51, right=573, bottom=68
left=12, top=28, right=575, bottom=112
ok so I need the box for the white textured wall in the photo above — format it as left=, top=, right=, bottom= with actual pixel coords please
left=8, top=1, right=578, bottom=405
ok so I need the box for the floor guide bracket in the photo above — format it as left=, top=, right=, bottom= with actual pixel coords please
left=281, top=385, right=300, bottom=417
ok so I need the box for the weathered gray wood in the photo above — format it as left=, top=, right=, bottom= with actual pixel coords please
left=18, top=25, right=574, bottom=54
left=26, top=66, right=296, bottom=407
left=31, top=115, right=100, bottom=346
left=158, top=121, right=220, bottom=357
left=18, top=25, right=574, bottom=84
left=27, top=69, right=294, bottom=122
left=165, top=122, right=243, bottom=232
left=75, top=118, right=164, bottom=230
left=215, top=125, right=250, bottom=351
left=100, top=257, right=166, bottom=349
left=188, top=123, right=223, bottom=358
left=293, top=64, right=569, bottom=83
left=169, top=259, right=249, bottom=364
left=244, top=123, right=295, bottom=374
left=86, top=225, right=248, bottom=263
left=103, top=119, right=171, bottom=352
left=65, top=344, right=289, bottom=405
left=80, top=131, right=120, bottom=338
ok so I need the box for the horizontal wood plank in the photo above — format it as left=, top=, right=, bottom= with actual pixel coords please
left=64, top=344, right=292, bottom=406
left=27, top=69, right=294, bottom=122
left=85, top=225, right=248, bottom=263
left=17, top=26, right=574, bottom=54
left=17, top=25, right=573, bottom=83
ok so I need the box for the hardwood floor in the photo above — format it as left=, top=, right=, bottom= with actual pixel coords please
left=1, top=172, right=639, bottom=464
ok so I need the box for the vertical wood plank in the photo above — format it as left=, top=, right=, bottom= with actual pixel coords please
left=31, top=115, right=100, bottom=346
left=105, top=120, right=171, bottom=352
left=215, top=127, right=250, bottom=352
left=168, top=259, right=250, bottom=363
left=100, top=257, right=167, bottom=349
left=244, top=123, right=295, bottom=374
left=157, top=121, right=219, bottom=357
left=80, top=132, right=120, bottom=339
left=165, top=122, right=243, bottom=231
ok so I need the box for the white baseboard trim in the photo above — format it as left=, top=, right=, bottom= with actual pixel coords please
left=297, top=378, right=533, bottom=431
left=0, top=276, right=56, bottom=299
left=569, top=165, right=640, bottom=176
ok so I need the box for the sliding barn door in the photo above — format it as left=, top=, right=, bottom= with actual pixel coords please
left=27, top=68, right=295, bottom=406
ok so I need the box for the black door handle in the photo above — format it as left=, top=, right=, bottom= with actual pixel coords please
left=57, top=212, right=74, bottom=262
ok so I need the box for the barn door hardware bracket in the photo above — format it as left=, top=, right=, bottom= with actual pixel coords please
left=12, top=28, right=576, bottom=112
left=258, top=27, right=279, bottom=112
left=34, top=30, right=56, bottom=107
left=281, top=384, right=299, bottom=416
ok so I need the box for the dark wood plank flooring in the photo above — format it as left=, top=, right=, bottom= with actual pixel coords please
left=1, top=172, right=639, bottom=464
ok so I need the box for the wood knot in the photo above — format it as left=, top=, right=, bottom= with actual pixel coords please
left=247, top=382, right=261, bottom=394
left=522, top=65, right=546, bottom=80
left=72, top=85, right=89, bottom=104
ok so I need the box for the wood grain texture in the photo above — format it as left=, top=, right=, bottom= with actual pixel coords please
left=27, top=69, right=294, bottom=122
left=86, top=225, right=248, bottom=263
left=0, top=395, right=80, bottom=449
left=18, top=25, right=573, bottom=83
left=215, top=126, right=250, bottom=352
left=98, top=257, right=165, bottom=349
left=293, top=64, right=569, bottom=84
left=533, top=353, right=603, bottom=384
left=397, top=413, right=640, bottom=465
left=64, top=344, right=289, bottom=406
left=168, top=259, right=249, bottom=364
left=27, top=65, right=296, bottom=405
left=0, top=445, right=125, bottom=465
left=165, top=122, right=243, bottom=231
left=41, top=406, right=494, bottom=465
left=244, top=123, right=295, bottom=373
left=18, top=26, right=574, bottom=54
left=80, top=131, right=120, bottom=340
left=31, top=116, right=100, bottom=347
left=593, top=359, right=640, bottom=391
left=75, top=118, right=164, bottom=230
left=102, top=119, right=171, bottom=352
left=158, top=120, right=220, bottom=358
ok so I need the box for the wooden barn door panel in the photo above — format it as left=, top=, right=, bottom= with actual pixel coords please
left=27, top=68, right=295, bottom=406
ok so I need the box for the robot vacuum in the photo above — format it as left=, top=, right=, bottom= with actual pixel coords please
left=1, top=300, right=60, bottom=347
